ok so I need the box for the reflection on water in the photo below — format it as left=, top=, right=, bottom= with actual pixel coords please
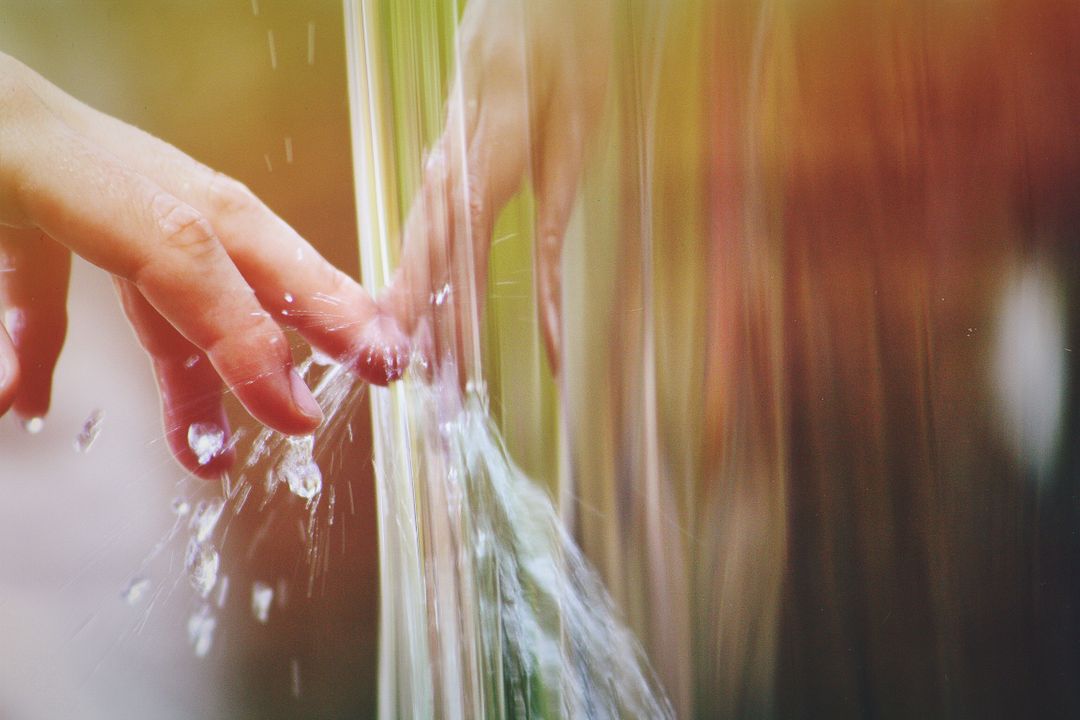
left=350, top=0, right=1079, bottom=717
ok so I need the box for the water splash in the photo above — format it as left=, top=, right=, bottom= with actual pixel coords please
left=344, top=1, right=674, bottom=713
left=150, top=356, right=360, bottom=616
left=252, top=581, right=274, bottom=624
left=216, top=574, right=230, bottom=609
left=121, top=577, right=151, bottom=606
left=278, top=435, right=323, bottom=501
left=73, top=409, right=104, bottom=452
left=290, top=658, right=302, bottom=698
left=267, top=29, right=277, bottom=71
left=188, top=604, right=217, bottom=658
left=187, top=422, right=225, bottom=466
left=191, top=497, right=225, bottom=543
left=371, top=382, right=674, bottom=719
left=185, top=540, right=220, bottom=600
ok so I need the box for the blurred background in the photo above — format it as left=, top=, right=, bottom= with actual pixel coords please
left=2, top=1, right=1080, bottom=719
left=0, top=1, right=379, bottom=718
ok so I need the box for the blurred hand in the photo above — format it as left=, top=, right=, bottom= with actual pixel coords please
left=378, top=0, right=610, bottom=379
left=0, top=52, right=407, bottom=477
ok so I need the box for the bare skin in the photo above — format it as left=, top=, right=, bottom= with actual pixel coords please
left=0, top=52, right=407, bottom=478
left=0, top=0, right=608, bottom=476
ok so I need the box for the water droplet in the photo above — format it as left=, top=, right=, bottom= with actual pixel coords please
left=278, top=435, right=322, bottom=500
left=281, top=308, right=291, bottom=317
left=283, top=292, right=294, bottom=304
left=285, top=461, right=322, bottom=500
left=192, top=497, right=225, bottom=543
left=188, top=422, right=225, bottom=466
left=73, top=409, right=104, bottom=452
left=233, top=483, right=253, bottom=514
left=433, top=283, right=451, bottom=306
left=216, top=574, right=230, bottom=608
left=21, top=416, right=44, bottom=434
left=172, top=497, right=191, bottom=516
left=186, top=540, right=220, bottom=599
left=251, top=581, right=274, bottom=623
left=290, top=658, right=301, bottom=698
left=122, top=577, right=151, bottom=605
left=310, top=349, right=336, bottom=367
left=249, top=428, right=273, bottom=465
left=184, top=354, right=200, bottom=369
left=187, top=603, right=217, bottom=658
left=276, top=578, right=288, bottom=608
left=267, top=29, right=277, bottom=70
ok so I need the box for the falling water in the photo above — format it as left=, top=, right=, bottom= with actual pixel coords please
left=345, top=1, right=674, bottom=718
left=342, top=1, right=1080, bottom=718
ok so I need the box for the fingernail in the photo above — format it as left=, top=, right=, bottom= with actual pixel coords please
left=289, top=368, right=324, bottom=425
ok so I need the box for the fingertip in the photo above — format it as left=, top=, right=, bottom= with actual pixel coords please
left=165, top=419, right=236, bottom=480
left=190, top=445, right=236, bottom=480
left=0, top=316, right=66, bottom=422
left=164, top=411, right=236, bottom=480
left=11, top=353, right=59, bottom=421
left=155, top=355, right=235, bottom=478
left=351, top=313, right=411, bottom=386
left=206, top=325, right=322, bottom=436
left=226, top=365, right=322, bottom=437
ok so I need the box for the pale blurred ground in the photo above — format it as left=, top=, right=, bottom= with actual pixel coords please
left=0, top=2, right=377, bottom=718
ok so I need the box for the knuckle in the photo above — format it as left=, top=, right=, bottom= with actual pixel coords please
left=206, top=172, right=259, bottom=217
left=153, top=195, right=221, bottom=263
left=131, top=194, right=223, bottom=288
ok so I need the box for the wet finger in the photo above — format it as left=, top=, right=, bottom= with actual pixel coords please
left=0, top=227, right=70, bottom=419
left=115, top=279, right=234, bottom=478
